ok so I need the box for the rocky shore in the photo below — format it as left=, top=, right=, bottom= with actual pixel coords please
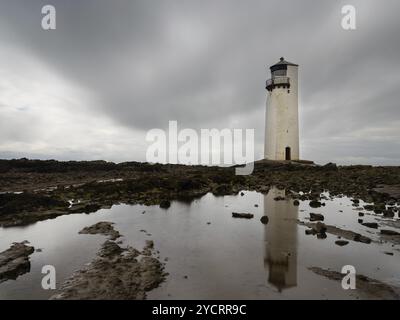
left=1, top=159, right=399, bottom=228
left=0, top=159, right=399, bottom=300
left=51, top=222, right=166, bottom=300
left=0, top=241, right=34, bottom=283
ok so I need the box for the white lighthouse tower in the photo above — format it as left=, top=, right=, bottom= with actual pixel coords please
left=264, top=57, right=299, bottom=161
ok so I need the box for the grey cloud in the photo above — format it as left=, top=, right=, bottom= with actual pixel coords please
left=0, top=0, right=399, bottom=164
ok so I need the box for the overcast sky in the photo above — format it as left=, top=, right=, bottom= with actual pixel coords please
left=0, top=0, right=399, bottom=165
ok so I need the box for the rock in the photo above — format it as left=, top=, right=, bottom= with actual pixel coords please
left=254, top=204, right=259, bottom=207
left=373, top=185, right=400, bottom=200
left=79, top=221, right=120, bottom=240
left=335, top=240, right=349, bottom=246
left=145, top=240, right=154, bottom=249
left=0, top=193, right=68, bottom=216
left=321, top=162, right=338, bottom=171
left=381, top=230, right=400, bottom=236
left=0, top=242, right=34, bottom=283
left=358, top=219, right=364, bottom=224
left=240, top=192, right=244, bottom=196
left=317, top=232, right=327, bottom=239
left=358, top=212, right=364, bottom=217
left=309, top=200, right=322, bottom=208
left=304, top=221, right=327, bottom=238
left=51, top=240, right=165, bottom=300
left=212, top=184, right=233, bottom=196
left=383, top=210, right=394, bottom=218
left=373, top=204, right=386, bottom=214
left=293, top=200, right=300, bottom=206
left=354, top=234, right=372, bottom=244
left=309, top=213, right=324, bottom=221
left=300, top=221, right=372, bottom=244
left=232, top=212, right=254, bottom=219
left=362, top=222, right=378, bottom=229
left=99, top=240, right=124, bottom=257
left=159, top=200, right=171, bottom=209
left=314, top=222, right=327, bottom=233
left=260, top=216, right=269, bottom=224
left=68, top=202, right=101, bottom=214
left=384, top=252, right=394, bottom=256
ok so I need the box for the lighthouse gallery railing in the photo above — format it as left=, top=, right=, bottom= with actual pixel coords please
left=266, top=76, right=290, bottom=91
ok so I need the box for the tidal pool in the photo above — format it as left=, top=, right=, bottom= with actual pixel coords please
left=0, top=188, right=399, bottom=299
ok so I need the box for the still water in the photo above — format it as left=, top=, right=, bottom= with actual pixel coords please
left=0, top=188, right=399, bottom=299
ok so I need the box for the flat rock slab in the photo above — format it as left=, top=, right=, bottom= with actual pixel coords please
left=310, top=213, right=324, bottom=221
left=0, top=242, right=34, bottom=283
left=381, top=229, right=400, bottom=236
left=335, top=240, right=349, bottom=246
left=232, top=212, right=254, bottom=219
left=260, top=216, right=269, bottom=224
left=79, top=221, right=121, bottom=240
left=362, top=222, right=379, bottom=229
left=51, top=240, right=166, bottom=300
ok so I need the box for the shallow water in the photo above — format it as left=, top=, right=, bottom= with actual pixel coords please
left=0, top=188, right=399, bottom=299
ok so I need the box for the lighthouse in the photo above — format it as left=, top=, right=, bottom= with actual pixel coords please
left=264, top=57, right=299, bottom=161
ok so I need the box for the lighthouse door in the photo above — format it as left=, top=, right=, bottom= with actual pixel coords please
left=285, top=147, right=291, bottom=161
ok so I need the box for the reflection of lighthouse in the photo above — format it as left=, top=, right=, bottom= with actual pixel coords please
left=263, top=187, right=298, bottom=291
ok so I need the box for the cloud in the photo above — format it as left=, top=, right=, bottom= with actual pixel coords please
left=0, top=0, right=399, bottom=165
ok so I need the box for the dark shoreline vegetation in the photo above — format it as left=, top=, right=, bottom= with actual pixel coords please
left=0, top=158, right=400, bottom=228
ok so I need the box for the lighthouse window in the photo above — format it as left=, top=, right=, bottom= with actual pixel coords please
left=272, top=69, right=286, bottom=77
left=288, top=90, right=290, bottom=93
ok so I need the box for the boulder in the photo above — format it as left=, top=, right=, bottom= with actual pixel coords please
left=0, top=242, right=34, bottom=283
left=309, top=200, right=322, bottom=208
left=260, top=216, right=269, bottom=224
left=159, top=200, right=171, bottom=209
left=362, top=222, right=378, bottom=229
left=232, top=212, right=254, bottom=219
left=309, top=213, right=324, bottom=222
left=335, top=240, right=349, bottom=246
